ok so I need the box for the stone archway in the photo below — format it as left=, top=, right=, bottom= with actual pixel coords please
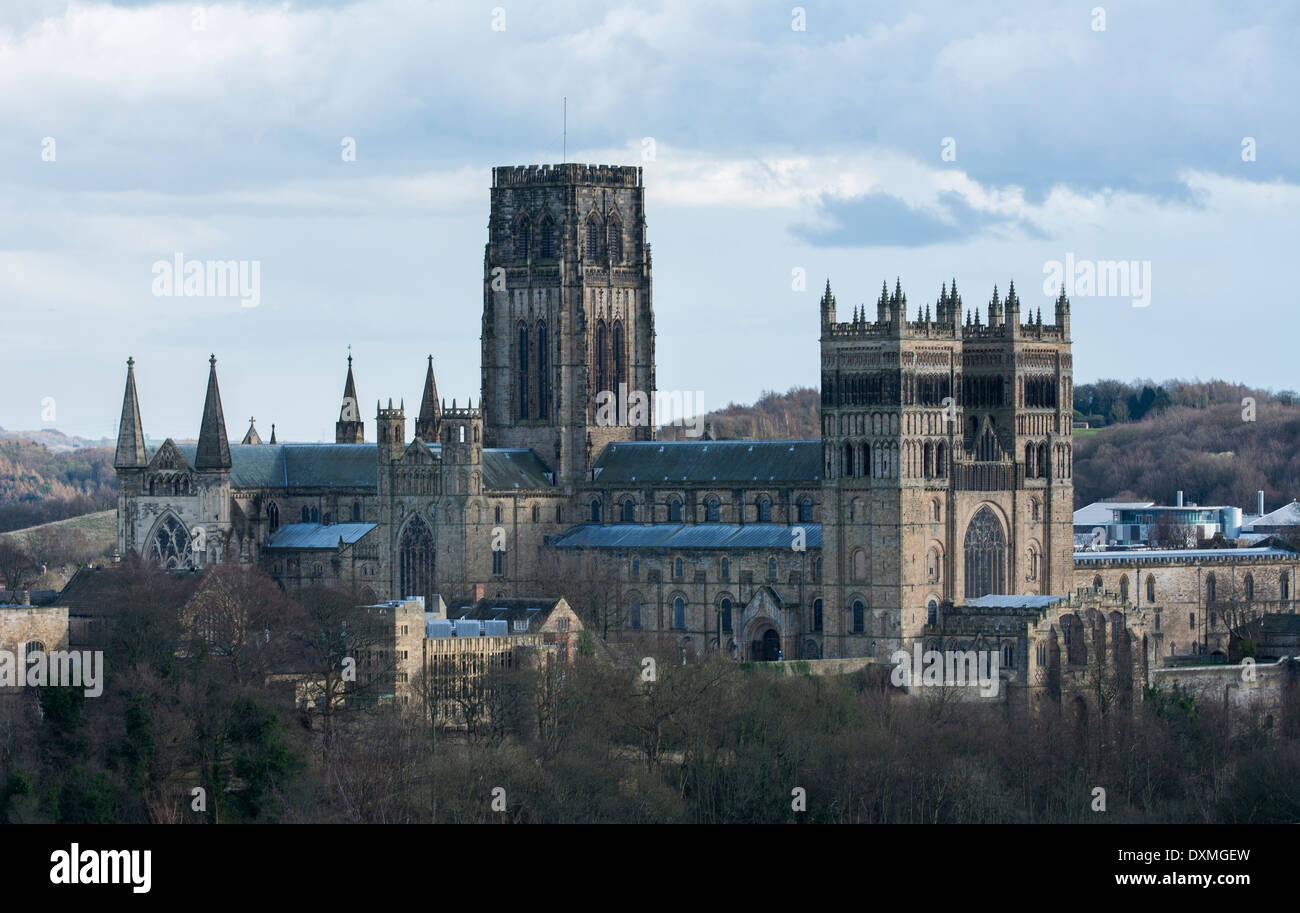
left=747, top=622, right=781, bottom=661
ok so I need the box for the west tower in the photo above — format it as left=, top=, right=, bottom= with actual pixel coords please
left=480, top=164, right=655, bottom=485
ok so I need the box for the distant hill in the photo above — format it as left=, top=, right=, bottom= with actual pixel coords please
left=657, top=386, right=820, bottom=441
left=0, top=427, right=112, bottom=452
left=0, top=438, right=116, bottom=533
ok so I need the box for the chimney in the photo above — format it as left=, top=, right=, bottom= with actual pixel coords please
left=1176, top=490, right=1183, bottom=507
left=1258, top=490, right=1265, bottom=517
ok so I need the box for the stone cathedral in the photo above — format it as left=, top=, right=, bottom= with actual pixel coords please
left=114, top=162, right=1081, bottom=663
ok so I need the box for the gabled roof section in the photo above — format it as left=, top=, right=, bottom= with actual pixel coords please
left=114, top=357, right=147, bottom=469
left=1250, top=499, right=1300, bottom=529
left=591, top=440, right=821, bottom=485
left=402, top=438, right=438, bottom=465
left=263, top=522, right=377, bottom=550
left=174, top=443, right=377, bottom=490
left=195, top=355, right=232, bottom=470
left=482, top=449, right=555, bottom=489
left=149, top=438, right=191, bottom=472
left=456, top=597, right=567, bottom=629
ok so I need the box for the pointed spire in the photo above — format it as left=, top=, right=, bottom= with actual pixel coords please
left=114, top=357, right=147, bottom=469
left=415, top=354, right=443, bottom=441
left=195, top=354, right=231, bottom=470
left=269, top=423, right=277, bottom=444
left=336, top=350, right=364, bottom=442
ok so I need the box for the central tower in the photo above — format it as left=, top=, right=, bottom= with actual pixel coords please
left=481, top=164, right=655, bottom=484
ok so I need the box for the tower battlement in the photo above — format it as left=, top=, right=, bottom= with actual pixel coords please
left=492, top=163, right=642, bottom=188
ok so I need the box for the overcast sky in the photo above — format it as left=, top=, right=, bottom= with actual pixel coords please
left=2, top=0, right=1297, bottom=442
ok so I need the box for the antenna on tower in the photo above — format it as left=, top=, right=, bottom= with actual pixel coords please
left=563, top=96, right=567, bottom=163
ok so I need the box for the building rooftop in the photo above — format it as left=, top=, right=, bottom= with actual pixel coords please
left=1248, top=499, right=1300, bottom=529
left=551, top=522, right=822, bottom=551
left=263, top=522, right=377, bottom=550
left=1074, top=546, right=1295, bottom=563
left=592, top=440, right=821, bottom=486
left=1072, top=501, right=1154, bottom=526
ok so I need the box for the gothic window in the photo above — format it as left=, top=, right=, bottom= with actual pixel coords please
left=267, top=502, right=280, bottom=532
left=493, top=550, right=504, bottom=575
left=931, top=499, right=941, bottom=521
left=399, top=516, right=435, bottom=606
left=1206, top=573, right=1216, bottom=604
left=517, top=323, right=529, bottom=420
left=721, top=557, right=730, bottom=580
left=515, top=217, right=530, bottom=260
left=720, top=597, right=732, bottom=633
left=1002, top=642, right=1014, bottom=668
left=927, top=547, right=941, bottom=583
left=853, top=549, right=867, bottom=582
left=843, top=442, right=855, bottom=477
left=668, top=500, right=682, bottom=522
left=591, top=500, right=602, bottom=522
left=586, top=215, right=601, bottom=259
left=1028, top=547, right=1039, bottom=581
left=22, top=641, right=47, bottom=664
left=852, top=600, right=865, bottom=634
left=936, top=442, right=947, bottom=477
left=798, top=498, right=812, bottom=522
left=607, top=218, right=623, bottom=262
left=923, top=441, right=934, bottom=479
left=1093, top=575, right=1103, bottom=591
left=768, top=557, right=777, bottom=580
left=595, top=321, right=607, bottom=398
left=927, top=600, right=938, bottom=627
left=1244, top=573, right=1254, bottom=601
left=1282, top=573, right=1290, bottom=602
left=611, top=321, right=624, bottom=421
left=536, top=321, right=549, bottom=421
left=632, top=557, right=640, bottom=577
left=673, top=597, right=686, bottom=630
left=623, top=499, right=635, bottom=522
left=674, top=557, right=684, bottom=579
left=149, top=514, right=194, bottom=570
left=1147, top=575, right=1156, bottom=602
left=757, top=497, right=772, bottom=522
left=1031, top=499, right=1040, bottom=521
left=629, top=600, right=642, bottom=629
left=812, top=598, right=823, bottom=632
left=1120, top=575, right=1129, bottom=601
left=556, top=506, right=564, bottom=523
left=494, top=505, right=502, bottom=524
left=706, top=498, right=720, bottom=522
left=963, top=506, right=1006, bottom=598
left=532, top=505, right=539, bottom=523
left=352, top=501, right=361, bottom=522
left=539, top=215, right=556, bottom=258
left=815, top=557, right=822, bottom=581
left=1024, top=443, right=1035, bottom=477
left=301, top=506, right=310, bottom=522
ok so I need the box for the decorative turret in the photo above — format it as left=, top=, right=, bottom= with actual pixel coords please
left=335, top=352, right=364, bottom=443
left=241, top=416, right=262, bottom=445
left=114, top=357, right=147, bottom=469
left=377, top=398, right=405, bottom=462
left=442, top=396, right=483, bottom=467
left=414, top=355, right=442, bottom=442
left=988, top=285, right=1003, bottom=328
left=1005, top=280, right=1021, bottom=332
left=195, top=355, right=231, bottom=471
left=1054, top=287, right=1071, bottom=337
left=819, top=279, right=838, bottom=330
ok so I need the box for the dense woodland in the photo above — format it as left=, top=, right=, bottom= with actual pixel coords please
left=2, top=561, right=1296, bottom=823
left=0, top=440, right=115, bottom=533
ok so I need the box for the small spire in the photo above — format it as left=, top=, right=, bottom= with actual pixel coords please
left=269, top=423, right=277, bottom=444
left=415, top=354, right=443, bottom=441
left=195, top=355, right=231, bottom=470
left=114, top=356, right=147, bottom=469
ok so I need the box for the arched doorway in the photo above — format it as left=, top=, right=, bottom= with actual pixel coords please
left=751, top=627, right=781, bottom=662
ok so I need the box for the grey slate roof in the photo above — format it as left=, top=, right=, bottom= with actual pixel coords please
left=263, top=522, right=377, bottom=550
left=551, top=522, right=821, bottom=550
left=962, top=594, right=1067, bottom=609
left=482, top=449, right=555, bottom=489
left=1074, top=546, right=1295, bottom=562
left=592, top=440, right=821, bottom=485
left=455, top=597, right=566, bottom=628
left=173, top=443, right=378, bottom=490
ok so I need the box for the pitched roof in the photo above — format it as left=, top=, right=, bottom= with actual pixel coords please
left=175, top=443, right=378, bottom=489
left=1072, top=501, right=1155, bottom=526
left=263, top=522, right=377, bottom=550
left=592, top=440, right=821, bottom=485
left=53, top=565, right=206, bottom=613
left=482, top=449, right=555, bottom=489
left=551, top=522, right=822, bottom=550
left=1249, top=499, right=1300, bottom=529
left=195, top=355, right=232, bottom=470
left=455, top=597, right=567, bottom=629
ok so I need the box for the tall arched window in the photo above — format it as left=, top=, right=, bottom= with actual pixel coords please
left=629, top=600, right=642, bottom=629
left=853, top=549, right=867, bottom=581
left=399, top=516, right=435, bottom=606
left=1147, top=575, right=1156, bottom=602
left=706, top=498, right=720, bottom=522
left=815, top=557, right=822, bottom=580
left=757, top=497, right=772, bottom=522
left=721, top=557, right=730, bottom=580
left=1206, top=573, right=1216, bottom=604
left=622, top=499, right=635, bottom=522
left=590, top=500, right=602, bottom=522
left=799, top=498, right=812, bottom=522
left=720, top=597, right=732, bottom=633
left=1244, top=573, right=1254, bottom=601
left=536, top=321, right=549, bottom=422
left=539, top=215, right=555, bottom=258
left=674, top=557, right=684, bottom=578
left=517, top=323, right=529, bottom=420
left=768, top=557, right=777, bottom=579
left=927, top=599, right=938, bottom=627
left=631, top=556, right=640, bottom=577
left=668, top=500, right=682, bottom=522
left=267, top=502, right=280, bottom=533
left=1282, top=573, right=1290, bottom=602
left=595, top=321, right=607, bottom=399
left=607, top=218, right=623, bottom=261
left=1120, top=574, right=1129, bottom=601
left=843, top=442, right=855, bottom=477
left=611, top=320, right=624, bottom=422
left=673, top=597, right=686, bottom=630
left=351, top=500, right=361, bottom=522
left=301, top=506, right=310, bottom=522
left=514, top=217, right=529, bottom=260
left=812, top=598, right=823, bottom=631
left=586, top=215, right=601, bottom=259
left=148, top=513, right=194, bottom=570
left=852, top=600, right=865, bottom=634
left=963, top=506, right=1007, bottom=597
